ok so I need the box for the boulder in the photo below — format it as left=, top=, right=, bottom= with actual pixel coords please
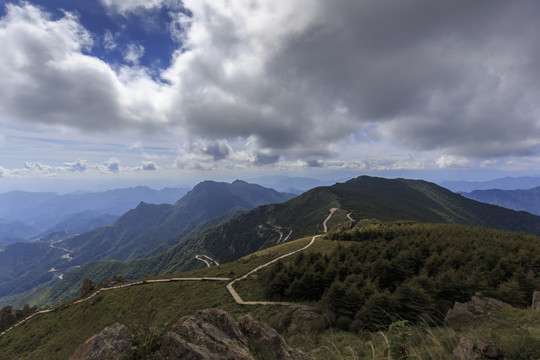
left=161, top=308, right=308, bottom=360
left=282, top=306, right=322, bottom=335
left=238, top=313, right=309, bottom=360
left=453, top=337, right=503, bottom=360
left=453, top=337, right=480, bottom=360
left=532, top=290, right=540, bottom=310
left=69, top=323, right=133, bottom=360
left=161, top=308, right=252, bottom=360
left=71, top=308, right=307, bottom=360
left=477, top=339, right=503, bottom=360
left=445, top=292, right=512, bottom=326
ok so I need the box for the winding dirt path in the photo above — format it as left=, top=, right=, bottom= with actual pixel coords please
left=0, top=277, right=231, bottom=338
left=226, top=207, right=338, bottom=306
left=0, top=208, right=340, bottom=337
left=195, top=255, right=220, bottom=267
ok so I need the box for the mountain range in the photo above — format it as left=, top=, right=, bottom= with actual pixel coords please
left=47, top=176, right=540, bottom=304
left=0, top=180, right=294, bottom=306
left=0, top=186, right=190, bottom=245
left=440, top=176, right=540, bottom=192
left=461, top=186, right=540, bottom=215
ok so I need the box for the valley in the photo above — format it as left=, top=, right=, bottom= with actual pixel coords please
left=3, top=176, right=540, bottom=358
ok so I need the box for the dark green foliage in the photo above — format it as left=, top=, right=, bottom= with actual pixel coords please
left=260, top=222, right=540, bottom=330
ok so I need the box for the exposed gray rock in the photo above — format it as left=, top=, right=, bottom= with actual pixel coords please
left=445, top=292, right=512, bottom=326
left=532, top=290, right=540, bottom=310
left=161, top=308, right=253, bottom=360
left=453, top=337, right=480, bottom=360
left=453, top=337, right=504, bottom=360
left=69, top=323, right=133, bottom=360
left=238, top=313, right=309, bottom=360
left=282, top=306, right=322, bottom=335
left=71, top=308, right=307, bottom=360
left=477, top=339, right=503, bottom=360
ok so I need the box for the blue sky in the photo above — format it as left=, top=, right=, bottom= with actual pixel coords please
left=1, top=0, right=540, bottom=192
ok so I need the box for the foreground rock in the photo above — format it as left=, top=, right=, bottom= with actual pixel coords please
left=71, top=308, right=309, bottom=360
left=453, top=337, right=503, bottom=360
left=69, top=323, right=133, bottom=360
left=444, top=292, right=512, bottom=326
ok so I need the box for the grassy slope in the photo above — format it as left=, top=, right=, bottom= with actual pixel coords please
left=3, top=235, right=540, bottom=359
left=0, top=238, right=312, bottom=359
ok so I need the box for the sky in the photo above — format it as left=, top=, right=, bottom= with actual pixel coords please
left=1, top=0, right=540, bottom=192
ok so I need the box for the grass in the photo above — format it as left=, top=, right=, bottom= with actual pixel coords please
left=3, top=235, right=540, bottom=359
left=0, top=237, right=317, bottom=359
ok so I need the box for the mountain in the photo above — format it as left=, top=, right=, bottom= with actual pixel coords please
left=440, top=176, right=540, bottom=192
left=0, top=242, right=70, bottom=303
left=0, top=221, right=39, bottom=247
left=59, top=180, right=295, bottom=264
left=40, top=211, right=119, bottom=236
left=0, top=186, right=189, bottom=238
left=48, top=176, right=540, bottom=303
left=3, top=180, right=294, bottom=306
left=461, top=186, right=540, bottom=215
left=3, top=223, right=540, bottom=359
left=248, top=175, right=336, bottom=194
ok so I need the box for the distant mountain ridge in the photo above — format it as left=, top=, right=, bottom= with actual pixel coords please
left=1, top=180, right=294, bottom=306
left=59, top=180, right=295, bottom=264
left=0, top=186, right=190, bottom=243
left=462, top=186, right=540, bottom=215
left=440, top=176, right=540, bottom=192
left=48, top=176, right=540, bottom=304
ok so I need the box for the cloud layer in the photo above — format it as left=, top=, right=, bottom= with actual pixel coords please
left=1, top=0, right=540, bottom=174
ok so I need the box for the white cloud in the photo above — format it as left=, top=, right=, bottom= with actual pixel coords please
left=436, top=155, right=471, bottom=169
left=103, top=29, right=117, bottom=50
left=2, top=0, right=540, bottom=177
left=141, top=161, right=158, bottom=171
left=123, top=43, right=145, bottom=65
left=64, top=159, right=89, bottom=172
left=102, top=157, right=120, bottom=172
left=99, top=0, right=171, bottom=15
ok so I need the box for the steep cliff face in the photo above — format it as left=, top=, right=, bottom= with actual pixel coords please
left=70, top=308, right=309, bottom=360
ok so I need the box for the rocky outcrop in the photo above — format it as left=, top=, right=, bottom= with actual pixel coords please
left=453, top=337, right=503, bottom=360
left=445, top=292, right=512, bottom=326
left=69, top=323, right=133, bottom=360
left=71, top=308, right=309, bottom=360
left=162, top=308, right=309, bottom=360
left=281, top=306, right=322, bottom=335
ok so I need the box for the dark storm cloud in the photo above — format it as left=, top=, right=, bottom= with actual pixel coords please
left=172, top=0, right=540, bottom=159
left=253, top=153, right=280, bottom=166
left=3, top=0, right=540, bottom=164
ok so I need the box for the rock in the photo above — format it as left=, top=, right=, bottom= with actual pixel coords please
left=161, top=308, right=308, bottom=360
left=69, top=323, right=133, bottom=360
left=161, top=308, right=252, bottom=360
left=72, top=309, right=307, bottom=360
left=532, top=290, right=540, bottom=310
left=445, top=292, right=512, bottom=326
left=477, top=339, right=503, bottom=359
left=453, top=337, right=480, bottom=360
left=444, top=302, right=473, bottom=326
left=453, top=337, right=504, bottom=360
left=282, top=306, right=322, bottom=335
left=238, top=313, right=309, bottom=360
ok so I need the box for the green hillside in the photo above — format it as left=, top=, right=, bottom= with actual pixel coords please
left=3, top=224, right=540, bottom=359
left=62, top=180, right=294, bottom=264
left=47, top=176, right=540, bottom=305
